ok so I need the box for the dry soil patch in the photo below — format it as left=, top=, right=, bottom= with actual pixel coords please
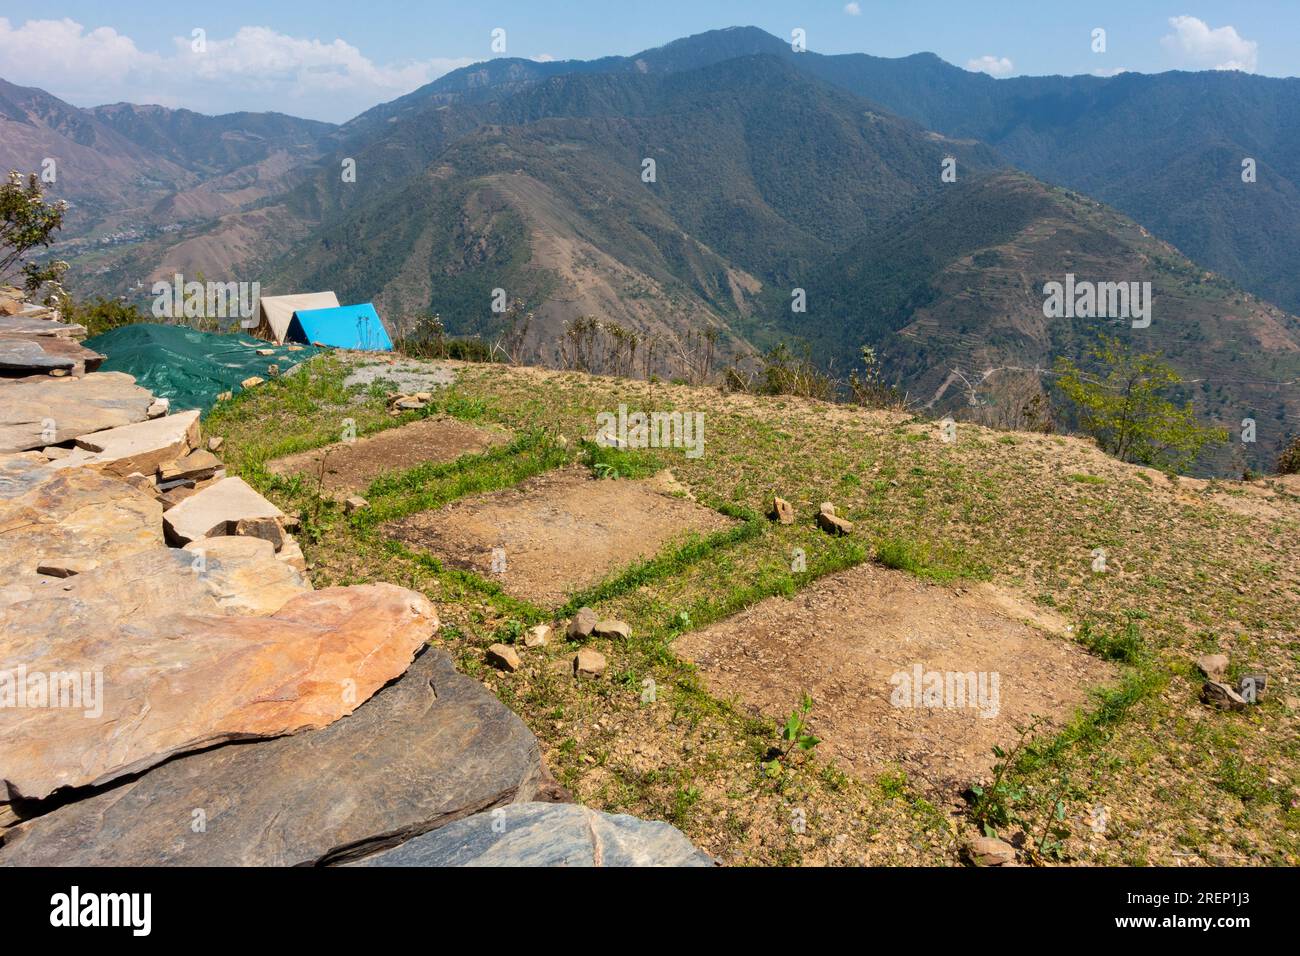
left=267, top=417, right=509, bottom=496
left=674, top=563, right=1116, bottom=792
left=384, top=466, right=735, bottom=607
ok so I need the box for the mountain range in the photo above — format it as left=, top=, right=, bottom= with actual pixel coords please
left=3, top=26, right=1299, bottom=474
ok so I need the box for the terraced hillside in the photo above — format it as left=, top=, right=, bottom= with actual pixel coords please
left=782, top=171, right=1300, bottom=475
left=205, top=352, right=1300, bottom=866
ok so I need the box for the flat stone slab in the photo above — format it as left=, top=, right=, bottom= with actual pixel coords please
left=163, top=476, right=284, bottom=544
left=674, top=564, right=1118, bottom=792
left=0, top=334, right=103, bottom=374
left=52, top=409, right=200, bottom=477
left=267, top=417, right=509, bottom=496
left=0, top=372, right=155, bottom=453
left=0, top=314, right=87, bottom=340
left=0, top=650, right=553, bottom=865
left=385, top=467, right=734, bottom=607
left=4, top=539, right=308, bottom=621
left=0, top=582, right=437, bottom=801
left=181, top=536, right=312, bottom=612
left=352, top=802, right=714, bottom=867
left=0, top=455, right=162, bottom=591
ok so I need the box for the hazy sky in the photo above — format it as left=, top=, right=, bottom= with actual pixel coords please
left=0, top=1, right=1292, bottom=122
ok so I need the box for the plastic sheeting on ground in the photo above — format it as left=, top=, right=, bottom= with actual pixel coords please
left=84, top=323, right=318, bottom=415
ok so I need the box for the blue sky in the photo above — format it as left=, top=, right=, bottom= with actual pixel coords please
left=0, top=1, right=1293, bottom=121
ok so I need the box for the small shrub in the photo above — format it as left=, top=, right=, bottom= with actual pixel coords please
left=1277, top=435, right=1300, bottom=475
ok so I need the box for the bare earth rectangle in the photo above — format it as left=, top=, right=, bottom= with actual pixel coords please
left=674, top=564, right=1117, bottom=792
left=384, top=467, right=735, bottom=608
left=267, top=417, right=509, bottom=495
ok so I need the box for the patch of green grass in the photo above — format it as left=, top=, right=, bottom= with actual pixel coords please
left=359, top=430, right=569, bottom=525
left=1077, top=618, right=1148, bottom=665
left=579, top=439, right=661, bottom=481
left=1067, top=473, right=1107, bottom=485
left=873, top=535, right=991, bottom=583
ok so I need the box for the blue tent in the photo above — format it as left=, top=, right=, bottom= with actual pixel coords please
left=287, top=302, right=393, bottom=351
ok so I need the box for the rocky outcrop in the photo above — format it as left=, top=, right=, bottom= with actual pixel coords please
left=0, top=651, right=552, bottom=866
left=0, top=583, right=437, bottom=801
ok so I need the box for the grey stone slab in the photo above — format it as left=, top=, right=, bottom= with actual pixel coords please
left=351, top=801, right=715, bottom=867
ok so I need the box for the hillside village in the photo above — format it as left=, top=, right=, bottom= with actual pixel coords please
left=2, top=278, right=1297, bottom=867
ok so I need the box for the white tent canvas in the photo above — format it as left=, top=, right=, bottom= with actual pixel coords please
left=251, top=292, right=340, bottom=344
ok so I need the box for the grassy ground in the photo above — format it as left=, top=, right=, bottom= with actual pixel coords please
left=207, top=355, right=1300, bottom=866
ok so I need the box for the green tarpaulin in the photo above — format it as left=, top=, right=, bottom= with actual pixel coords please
left=84, top=324, right=318, bottom=415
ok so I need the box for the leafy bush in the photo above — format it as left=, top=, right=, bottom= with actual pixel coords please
left=1054, top=335, right=1226, bottom=473
left=1277, top=435, right=1300, bottom=475
left=1, top=170, right=66, bottom=301
left=64, top=296, right=149, bottom=337
left=757, top=342, right=837, bottom=401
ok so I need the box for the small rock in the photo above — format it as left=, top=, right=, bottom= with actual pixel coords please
left=207, top=436, right=224, bottom=452
left=158, top=449, right=221, bottom=483
left=817, top=510, right=853, bottom=536
left=396, top=398, right=425, bottom=411
left=146, top=398, right=169, bottom=420
left=36, top=558, right=99, bottom=578
left=567, top=607, right=598, bottom=640
left=233, top=516, right=286, bottom=553
left=240, top=376, right=264, bottom=389
left=593, top=619, right=630, bottom=640
left=256, top=348, right=274, bottom=356
left=819, top=501, right=837, bottom=516
left=345, top=496, right=369, bottom=515
left=1238, top=669, right=1267, bottom=702
left=1196, top=654, right=1230, bottom=681
left=573, top=648, right=607, bottom=678
left=968, top=836, right=1016, bottom=866
left=216, top=391, right=232, bottom=403
left=41, top=446, right=71, bottom=461
left=485, top=643, right=521, bottom=672
left=769, top=496, right=795, bottom=525
left=1202, top=680, right=1247, bottom=712
left=414, top=392, right=433, bottom=402
left=524, top=624, right=551, bottom=648
left=49, top=368, right=69, bottom=378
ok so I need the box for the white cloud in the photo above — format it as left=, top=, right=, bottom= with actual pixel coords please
left=1092, top=67, right=1129, bottom=77
left=0, top=18, right=473, bottom=122
left=844, top=3, right=862, bottom=15
left=966, top=55, right=1014, bottom=77
left=1160, top=16, right=1258, bottom=72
